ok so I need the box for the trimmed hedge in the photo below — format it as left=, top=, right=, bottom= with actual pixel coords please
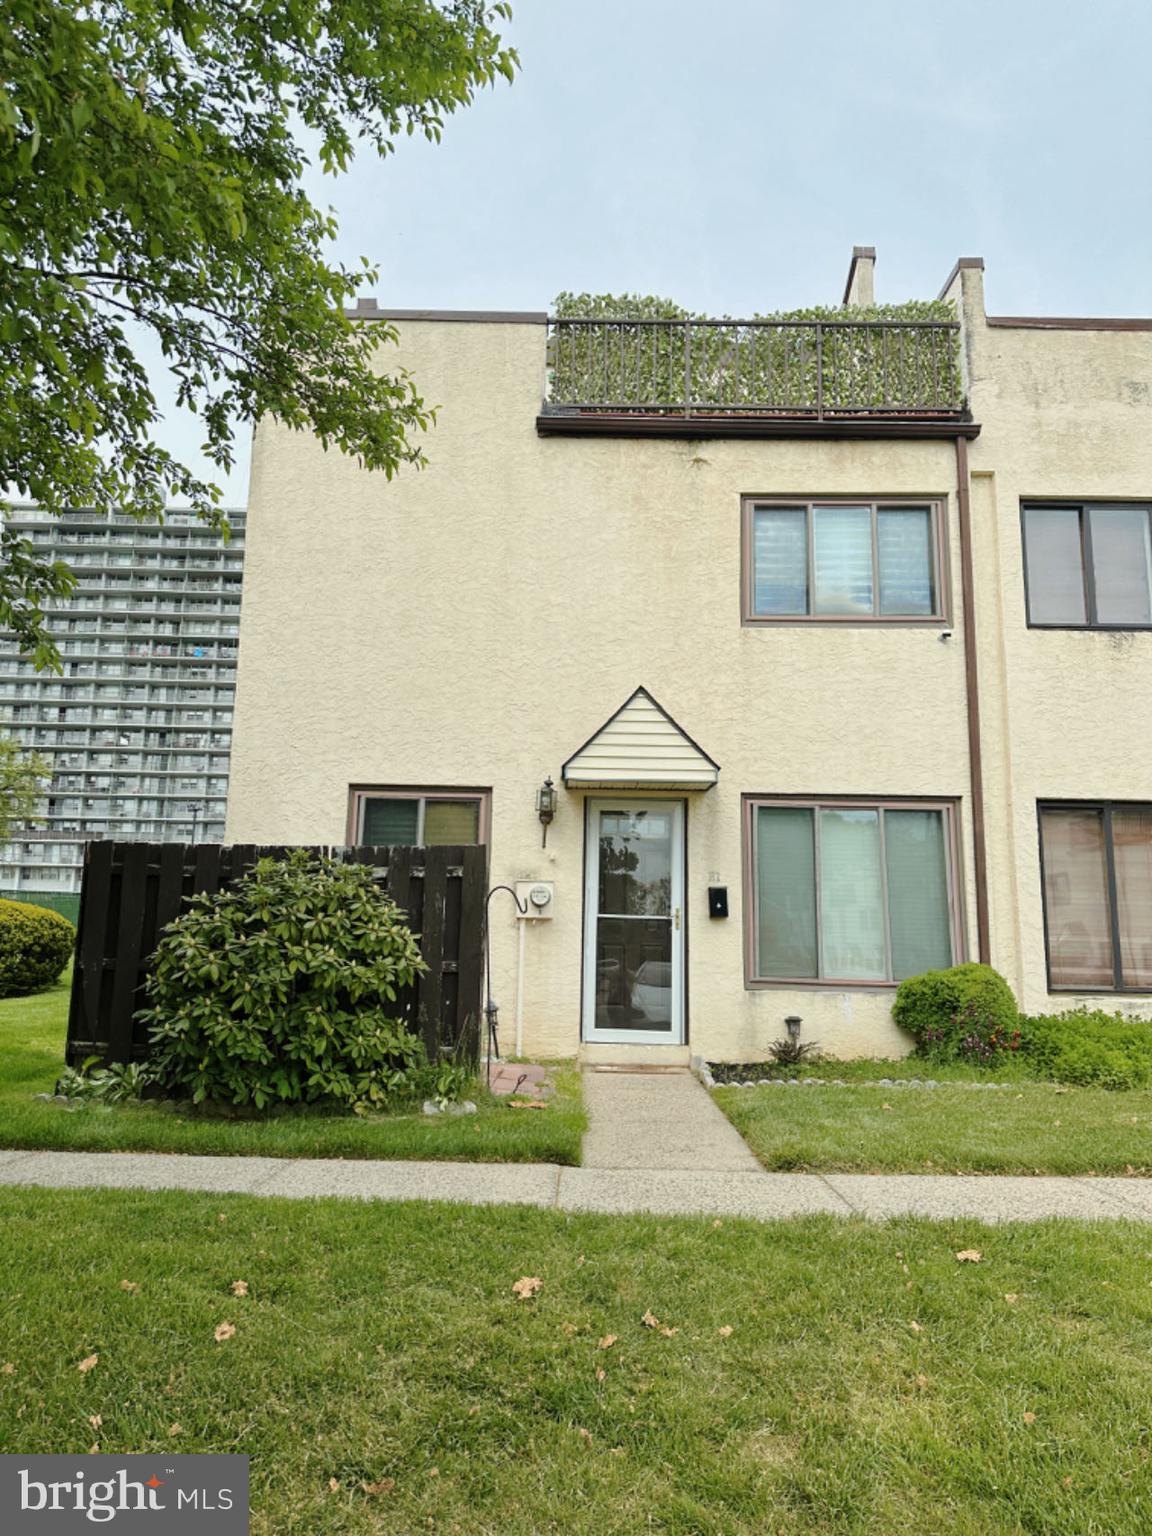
left=893, top=963, right=1020, bottom=1060
left=0, top=898, right=74, bottom=997
left=1024, top=1011, right=1152, bottom=1091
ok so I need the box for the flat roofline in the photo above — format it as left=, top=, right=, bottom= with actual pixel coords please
left=346, top=305, right=548, bottom=324
left=986, top=315, right=1152, bottom=332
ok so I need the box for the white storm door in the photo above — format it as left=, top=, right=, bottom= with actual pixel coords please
left=582, top=799, right=685, bottom=1045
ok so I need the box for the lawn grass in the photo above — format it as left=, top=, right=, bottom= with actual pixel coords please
left=2, top=1188, right=1152, bottom=1534
left=714, top=1079, right=1152, bottom=1175
left=0, top=975, right=585, bottom=1164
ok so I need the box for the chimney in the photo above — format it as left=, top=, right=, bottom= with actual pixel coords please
left=842, top=246, right=876, bottom=308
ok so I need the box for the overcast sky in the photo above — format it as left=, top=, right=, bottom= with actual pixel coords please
left=169, top=0, right=1152, bottom=505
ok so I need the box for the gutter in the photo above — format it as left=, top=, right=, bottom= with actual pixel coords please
left=954, top=434, right=990, bottom=963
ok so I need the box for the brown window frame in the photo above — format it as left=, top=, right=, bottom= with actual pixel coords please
left=1021, top=500, right=1152, bottom=631
left=742, top=794, right=965, bottom=989
left=741, top=495, right=951, bottom=626
left=346, top=785, right=491, bottom=846
left=1038, top=799, right=1152, bottom=994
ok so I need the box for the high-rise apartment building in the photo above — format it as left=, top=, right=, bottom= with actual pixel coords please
left=0, top=506, right=245, bottom=903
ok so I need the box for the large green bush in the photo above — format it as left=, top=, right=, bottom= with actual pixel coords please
left=1023, top=1011, right=1152, bottom=1090
left=893, top=963, right=1020, bottom=1061
left=138, top=853, right=429, bottom=1108
left=0, top=897, right=74, bottom=997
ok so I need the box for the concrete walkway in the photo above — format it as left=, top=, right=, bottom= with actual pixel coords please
left=1, top=1070, right=1150, bottom=1222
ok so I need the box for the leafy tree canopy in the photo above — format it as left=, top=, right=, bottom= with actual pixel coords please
left=0, top=0, right=517, bottom=666
left=0, top=734, right=49, bottom=847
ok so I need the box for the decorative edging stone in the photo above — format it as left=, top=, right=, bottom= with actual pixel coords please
left=695, top=1068, right=1024, bottom=1092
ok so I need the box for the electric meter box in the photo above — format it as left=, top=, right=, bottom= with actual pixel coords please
left=515, top=880, right=555, bottom=919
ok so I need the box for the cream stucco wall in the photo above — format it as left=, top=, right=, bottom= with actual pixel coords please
left=949, top=265, right=1152, bottom=1018
left=227, top=284, right=1152, bottom=1059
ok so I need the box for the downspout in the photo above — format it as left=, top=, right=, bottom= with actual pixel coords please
left=954, top=433, right=990, bottom=963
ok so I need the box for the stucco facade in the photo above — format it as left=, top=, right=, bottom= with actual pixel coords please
left=227, top=256, right=1152, bottom=1061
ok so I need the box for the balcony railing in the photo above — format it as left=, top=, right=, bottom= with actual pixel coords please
left=543, top=317, right=965, bottom=420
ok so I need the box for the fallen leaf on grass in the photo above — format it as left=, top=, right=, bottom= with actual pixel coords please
left=711, top=1220, right=722, bottom=1229
left=512, top=1276, right=542, bottom=1300
left=1004, top=1293, right=1019, bottom=1304
left=328, top=1478, right=340, bottom=1493
left=576, top=1255, right=585, bottom=1267
left=361, top=1479, right=394, bottom=1496
left=659, top=1326, right=679, bottom=1338
left=882, top=1103, right=893, bottom=1112
left=641, top=1310, right=660, bottom=1329
left=428, top=1468, right=439, bottom=1478
left=2, top=1363, right=14, bottom=1375
left=77, top=1354, right=99, bottom=1374
left=577, top=1427, right=593, bottom=1445
left=169, top=1424, right=182, bottom=1437
left=561, top=1323, right=578, bottom=1336
left=120, top=1280, right=140, bottom=1294
left=909, top=1321, right=923, bottom=1334
left=1023, top=1411, right=1037, bottom=1424
left=88, top=1444, right=99, bottom=1455
left=88, top=1415, right=102, bottom=1430
left=915, top=1374, right=930, bottom=1390
left=230, top=1280, right=249, bottom=1297
left=1062, top=1476, right=1074, bottom=1489
left=213, top=1322, right=236, bottom=1343
left=598, top=1335, right=618, bottom=1350
left=718, top=1326, right=733, bottom=1338
left=595, top=1368, right=606, bottom=1382
left=955, top=1250, right=983, bottom=1264
left=508, top=1099, right=549, bottom=1110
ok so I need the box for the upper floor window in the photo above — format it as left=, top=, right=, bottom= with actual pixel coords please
left=349, top=787, right=489, bottom=847
left=744, top=499, right=945, bottom=623
left=745, top=797, right=959, bottom=986
left=1023, top=502, right=1152, bottom=628
left=1039, top=802, right=1152, bottom=991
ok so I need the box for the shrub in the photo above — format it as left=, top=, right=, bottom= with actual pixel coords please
left=0, top=897, right=74, bottom=997
left=138, top=853, right=429, bottom=1109
left=893, top=963, right=1019, bottom=1061
left=1022, top=1010, right=1152, bottom=1090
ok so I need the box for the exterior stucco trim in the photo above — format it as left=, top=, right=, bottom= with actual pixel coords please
left=536, top=413, right=981, bottom=441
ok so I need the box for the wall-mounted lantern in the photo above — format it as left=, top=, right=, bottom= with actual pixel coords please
left=785, top=1015, right=803, bottom=1043
left=536, top=777, right=557, bottom=847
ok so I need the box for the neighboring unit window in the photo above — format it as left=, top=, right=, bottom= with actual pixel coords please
left=748, top=799, right=956, bottom=984
left=747, top=501, right=942, bottom=620
left=1039, top=804, right=1152, bottom=990
left=354, top=791, right=486, bottom=847
left=1023, top=503, right=1152, bottom=627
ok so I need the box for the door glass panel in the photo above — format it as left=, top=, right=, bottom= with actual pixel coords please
left=598, top=810, right=672, bottom=915
left=1089, top=506, right=1152, bottom=624
left=819, top=808, right=886, bottom=979
left=1024, top=507, right=1086, bottom=624
left=1040, top=808, right=1114, bottom=987
left=595, top=809, right=673, bottom=1034
left=813, top=505, right=874, bottom=615
left=1113, top=808, right=1152, bottom=987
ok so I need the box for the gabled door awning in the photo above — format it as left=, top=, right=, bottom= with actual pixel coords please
left=562, top=687, right=720, bottom=791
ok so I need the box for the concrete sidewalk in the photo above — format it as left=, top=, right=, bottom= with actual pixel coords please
left=2, top=1146, right=1151, bottom=1223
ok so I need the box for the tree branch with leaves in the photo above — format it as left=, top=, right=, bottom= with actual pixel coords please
left=0, top=0, right=518, bottom=667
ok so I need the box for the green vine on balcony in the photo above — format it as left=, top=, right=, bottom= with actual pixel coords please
left=549, top=292, right=963, bottom=414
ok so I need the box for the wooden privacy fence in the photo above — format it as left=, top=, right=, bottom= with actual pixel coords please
left=66, top=842, right=488, bottom=1069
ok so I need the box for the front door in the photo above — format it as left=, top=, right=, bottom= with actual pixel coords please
left=582, top=798, right=685, bottom=1045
